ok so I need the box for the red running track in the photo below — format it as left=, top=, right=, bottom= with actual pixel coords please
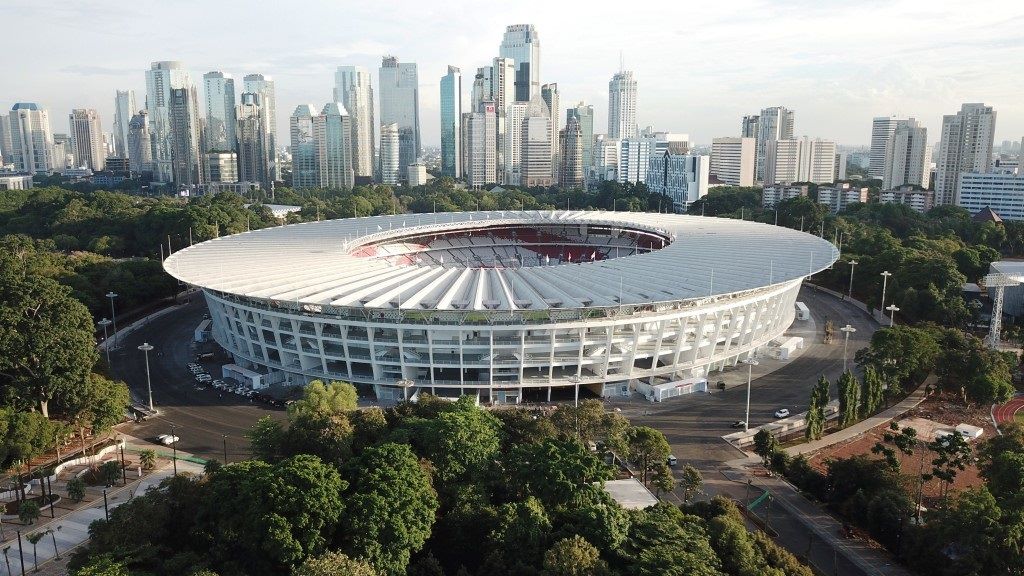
left=993, top=395, right=1024, bottom=425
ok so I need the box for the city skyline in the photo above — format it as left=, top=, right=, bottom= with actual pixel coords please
left=3, top=0, right=1023, bottom=149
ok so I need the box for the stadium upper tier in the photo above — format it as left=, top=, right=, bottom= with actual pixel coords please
left=164, top=211, right=839, bottom=312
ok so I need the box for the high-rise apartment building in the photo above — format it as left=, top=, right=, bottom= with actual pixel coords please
left=499, top=24, right=541, bottom=101
left=8, top=103, right=54, bottom=174
left=646, top=152, right=710, bottom=212
left=127, top=111, right=153, bottom=174
left=559, top=114, right=584, bottom=189
left=869, top=116, right=899, bottom=179
left=440, top=66, right=462, bottom=178
left=289, top=104, right=319, bottom=189
left=334, top=66, right=375, bottom=179
left=466, top=102, right=497, bottom=189
left=608, top=71, right=638, bottom=140
left=541, top=83, right=560, bottom=182
left=379, top=57, right=420, bottom=180
left=112, top=90, right=136, bottom=158
left=491, top=57, right=516, bottom=179
left=710, top=137, right=755, bottom=186
left=69, top=108, right=105, bottom=171
left=243, top=74, right=278, bottom=179
left=567, top=103, right=594, bottom=184
left=168, top=87, right=204, bottom=189
left=753, top=106, right=795, bottom=183
left=203, top=72, right=237, bottom=152
left=935, top=103, right=997, bottom=205
left=520, top=98, right=552, bottom=188
left=378, top=123, right=400, bottom=186
left=146, top=61, right=193, bottom=183
left=882, top=118, right=930, bottom=190
left=504, top=102, right=529, bottom=185
left=52, top=134, right=71, bottom=170
left=617, top=139, right=651, bottom=184
left=764, top=137, right=836, bottom=185
left=236, top=93, right=272, bottom=191
left=313, top=102, right=353, bottom=190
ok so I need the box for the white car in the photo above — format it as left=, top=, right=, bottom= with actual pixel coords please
left=156, top=434, right=179, bottom=445
left=187, top=363, right=200, bottom=369
left=774, top=408, right=790, bottom=419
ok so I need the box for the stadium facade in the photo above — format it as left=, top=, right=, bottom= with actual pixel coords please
left=164, top=211, right=838, bottom=402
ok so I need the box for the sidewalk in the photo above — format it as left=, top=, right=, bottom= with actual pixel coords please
left=0, top=440, right=204, bottom=575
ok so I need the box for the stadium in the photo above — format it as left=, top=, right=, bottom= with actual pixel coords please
left=163, top=211, right=838, bottom=403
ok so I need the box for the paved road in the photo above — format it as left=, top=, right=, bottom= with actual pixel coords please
left=108, top=297, right=285, bottom=462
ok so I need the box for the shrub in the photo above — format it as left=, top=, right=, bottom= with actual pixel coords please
left=67, top=477, right=86, bottom=503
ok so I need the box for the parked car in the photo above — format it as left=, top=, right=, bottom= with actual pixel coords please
left=667, top=455, right=678, bottom=467
left=731, top=420, right=746, bottom=429
left=156, top=434, right=179, bottom=445
left=774, top=408, right=790, bottom=419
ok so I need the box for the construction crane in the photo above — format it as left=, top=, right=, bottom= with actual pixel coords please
left=984, top=273, right=1022, bottom=349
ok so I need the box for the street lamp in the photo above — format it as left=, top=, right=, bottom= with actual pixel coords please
left=886, top=305, right=900, bottom=327
left=170, top=423, right=178, bottom=476
left=97, top=318, right=112, bottom=367
left=396, top=378, right=415, bottom=402
left=743, top=357, right=759, bottom=432
left=840, top=325, right=857, bottom=372
left=105, top=292, right=119, bottom=349
left=222, top=435, right=228, bottom=464
left=138, top=343, right=155, bottom=411
left=569, top=375, right=582, bottom=408
left=879, top=271, right=892, bottom=315
left=847, top=260, right=858, bottom=299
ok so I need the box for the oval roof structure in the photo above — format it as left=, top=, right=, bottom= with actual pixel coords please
left=163, top=211, right=839, bottom=312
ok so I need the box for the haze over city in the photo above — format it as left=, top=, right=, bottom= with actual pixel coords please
left=6, top=0, right=1023, bottom=146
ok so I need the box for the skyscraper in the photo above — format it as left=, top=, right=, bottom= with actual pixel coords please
left=440, top=66, right=462, bottom=178
left=754, top=106, right=795, bottom=183
left=520, top=97, right=552, bottom=188
left=127, top=110, right=153, bottom=174
left=567, top=103, right=594, bottom=184
left=541, top=83, right=560, bottom=182
left=935, top=103, right=997, bottom=205
left=203, top=72, right=237, bottom=152
left=882, top=118, right=930, bottom=190
left=243, top=74, right=278, bottom=179
left=69, top=109, right=105, bottom=171
left=710, top=137, right=755, bottom=186
left=869, top=116, right=899, bottom=180
left=313, top=103, right=353, bottom=190
left=764, top=137, right=836, bottom=185
left=471, top=66, right=493, bottom=112
left=617, top=139, right=651, bottom=184
left=504, top=101, right=529, bottom=185
left=378, top=56, right=420, bottom=180
left=289, top=104, right=319, bottom=189
left=146, top=61, right=193, bottom=183
left=379, top=122, right=400, bottom=186
left=112, top=90, right=136, bottom=158
left=334, top=66, right=375, bottom=179
left=236, top=93, right=272, bottom=191
left=499, top=24, right=541, bottom=101
left=491, top=57, right=516, bottom=179
left=559, top=113, right=584, bottom=189
left=466, top=102, right=497, bottom=189
left=8, top=103, right=54, bottom=174
left=741, top=115, right=759, bottom=138
left=0, top=115, right=13, bottom=166
left=168, top=87, right=204, bottom=189
left=52, top=134, right=71, bottom=170
left=608, top=71, right=638, bottom=140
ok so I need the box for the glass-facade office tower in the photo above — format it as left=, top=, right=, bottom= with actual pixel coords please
left=541, top=83, right=559, bottom=182
left=112, top=90, right=136, bottom=158
left=203, top=71, right=237, bottom=152
left=146, top=61, right=193, bottom=183
left=567, top=102, right=594, bottom=184
left=334, top=66, right=375, bottom=179
left=559, top=114, right=584, bottom=189
left=290, top=104, right=319, bottom=189
left=243, top=74, right=278, bottom=179
left=313, top=102, right=353, bottom=189
left=440, top=66, right=462, bottom=178
left=499, top=24, right=541, bottom=102
left=127, top=110, right=153, bottom=174
left=379, top=123, right=400, bottom=185
left=236, top=92, right=272, bottom=192
left=168, top=86, right=204, bottom=189
left=753, top=106, right=795, bottom=183
left=379, top=57, right=420, bottom=181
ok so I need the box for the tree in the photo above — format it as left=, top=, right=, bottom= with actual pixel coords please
left=929, top=432, right=973, bottom=502
left=67, top=477, right=86, bottom=502
left=859, top=365, right=886, bottom=417
left=281, top=412, right=353, bottom=466
left=650, top=462, right=676, bottom=497
left=423, top=406, right=501, bottom=484
left=871, top=422, right=917, bottom=471
left=99, top=460, right=121, bottom=486
left=488, top=497, right=552, bottom=569
left=287, top=380, right=358, bottom=419
left=680, top=465, right=703, bottom=503
left=19, top=500, right=40, bottom=525
left=71, top=553, right=131, bottom=576
left=837, top=370, right=859, bottom=427
left=26, top=532, right=43, bottom=572
left=856, top=326, right=939, bottom=396
left=621, top=504, right=722, bottom=576
left=506, top=438, right=612, bottom=507
left=542, top=535, right=609, bottom=576
left=292, top=551, right=378, bottom=576
left=139, top=449, right=156, bottom=470
left=71, top=374, right=131, bottom=436
left=247, top=416, right=284, bottom=462
left=341, top=443, right=438, bottom=576
left=752, top=429, right=778, bottom=467
left=625, top=426, right=670, bottom=485
left=805, top=375, right=830, bottom=440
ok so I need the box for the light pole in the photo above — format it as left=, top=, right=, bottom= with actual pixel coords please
left=138, top=343, right=155, bottom=411
left=105, top=292, right=119, bottom=349
left=170, top=423, right=178, bottom=476
left=569, top=375, right=581, bottom=408
left=840, top=325, right=857, bottom=372
left=743, top=357, right=759, bottom=432
left=879, top=270, right=892, bottom=314
left=396, top=378, right=414, bottom=402
left=222, top=434, right=228, bottom=464
left=886, top=305, right=900, bottom=327
left=97, top=318, right=112, bottom=367
left=847, top=260, right=858, bottom=299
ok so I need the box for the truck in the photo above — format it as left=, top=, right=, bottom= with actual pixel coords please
left=194, top=319, right=212, bottom=343
left=795, top=301, right=810, bottom=321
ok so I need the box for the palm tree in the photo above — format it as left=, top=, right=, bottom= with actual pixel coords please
left=2, top=545, right=12, bottom=576
left=26, top=531, right=43, bottom=572
left=46, top=526, right=61, bottom=560
left=140, top=449, right=156, bottom=470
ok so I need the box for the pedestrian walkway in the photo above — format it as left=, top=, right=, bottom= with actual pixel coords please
left=785, top=376, right=932, bottom=457
left=0, top=440, right=204, bottom=575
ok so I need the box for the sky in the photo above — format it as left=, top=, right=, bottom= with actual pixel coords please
left=5, top=0, right=1024, bottom=148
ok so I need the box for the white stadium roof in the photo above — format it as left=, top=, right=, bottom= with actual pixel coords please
left=164, top=211, right=839, bottom=312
